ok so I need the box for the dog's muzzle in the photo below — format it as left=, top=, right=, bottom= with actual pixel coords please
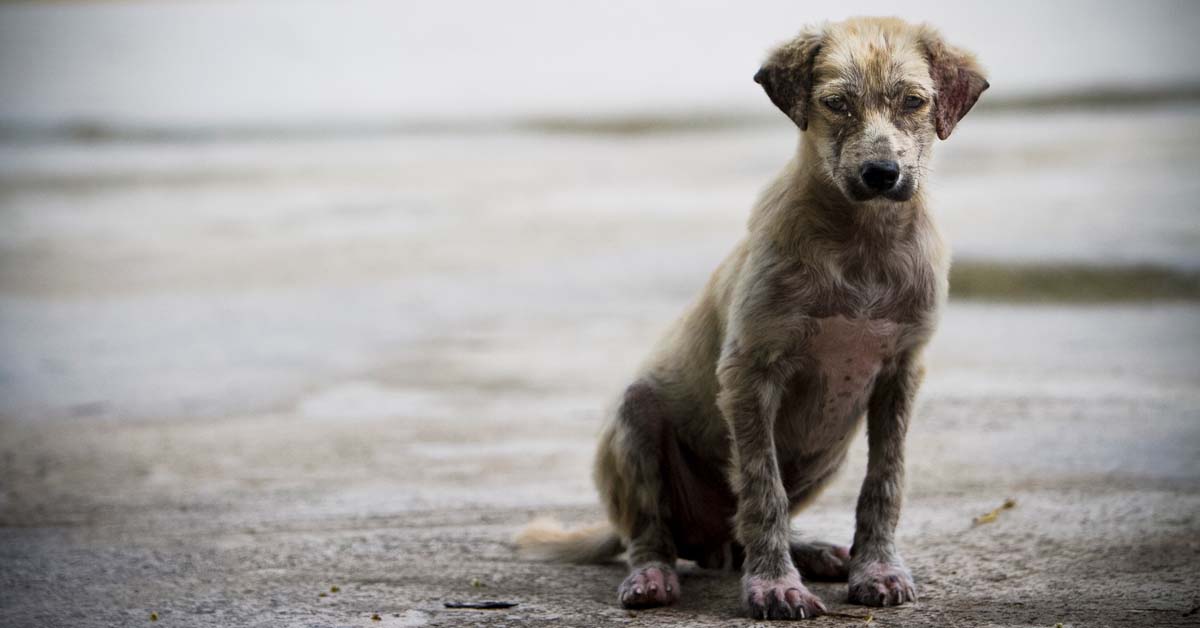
left=859, top=160, right=901, bottom=193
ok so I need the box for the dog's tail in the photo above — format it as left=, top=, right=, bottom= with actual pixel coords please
left=514, top=517, right=625, bottom=564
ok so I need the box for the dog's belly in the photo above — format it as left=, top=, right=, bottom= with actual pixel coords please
left=780, top=316, right=903, bottom=455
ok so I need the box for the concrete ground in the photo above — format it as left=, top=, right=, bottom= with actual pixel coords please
left=1, top=303, right=1198, bottom=628
left=1, top=108, right=1199, bottom=627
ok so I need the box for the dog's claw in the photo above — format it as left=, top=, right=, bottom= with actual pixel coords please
left=849, top=561, right=916, bottom=607
left=744, top=571, right=826, bottom=620
left=618, top=564, right=680, bottom=609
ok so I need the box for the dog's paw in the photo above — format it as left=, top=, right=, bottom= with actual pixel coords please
left=790, top=541, right=851, bottom=581
left=618, top=563, right=680, bottom=609
left=744, top=571, right=826, bottom=620
left=848, top=561, right=916, bottom=606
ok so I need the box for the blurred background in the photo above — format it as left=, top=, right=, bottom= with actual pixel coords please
left=1, top=2, right=1198, bottom=627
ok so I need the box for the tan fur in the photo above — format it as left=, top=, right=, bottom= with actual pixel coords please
left=519, top=17, right=986, bottom=619
left=514, top=517, right=623, bottom=564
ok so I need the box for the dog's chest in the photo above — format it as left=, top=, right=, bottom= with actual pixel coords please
left=781, top=316, right=906, bottom=449
left=810, top=315, right=902, bottom=396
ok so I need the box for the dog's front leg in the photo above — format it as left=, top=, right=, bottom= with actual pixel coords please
left=848, top=351, right=922, bottom=606
left=718, top=346, right=826, bottom=620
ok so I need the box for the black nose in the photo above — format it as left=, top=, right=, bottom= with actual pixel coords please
left=860, top=160, right=900, bottom=192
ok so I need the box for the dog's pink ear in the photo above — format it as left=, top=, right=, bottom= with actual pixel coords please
left=920, top=28, right=988, bottom=140
left=754, top=30, right=824, bottom=130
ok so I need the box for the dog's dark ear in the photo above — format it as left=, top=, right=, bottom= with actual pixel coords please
left=920, top=27, right=989, bottom=140
left=754, top=30, right=824, bottom=130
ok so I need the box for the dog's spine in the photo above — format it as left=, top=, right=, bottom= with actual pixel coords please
left=514, top=517, right=624, bottom=564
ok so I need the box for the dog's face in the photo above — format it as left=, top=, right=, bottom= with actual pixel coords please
left=755, top=18, right=988, bottom=203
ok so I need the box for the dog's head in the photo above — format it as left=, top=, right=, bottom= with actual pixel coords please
left=755, top=17, right=988, bottom=203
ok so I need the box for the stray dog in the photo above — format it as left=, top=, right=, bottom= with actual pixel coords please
left=518, top=17, right=987, bottom=620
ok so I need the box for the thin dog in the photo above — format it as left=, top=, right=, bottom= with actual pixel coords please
left=518, top=16, right=987, bottom=621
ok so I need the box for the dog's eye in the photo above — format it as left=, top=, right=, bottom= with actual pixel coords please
left=903, top=95, right=926, bottom=110
left=822, top=96, right=848, bottom=113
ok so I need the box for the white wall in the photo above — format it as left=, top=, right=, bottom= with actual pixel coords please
left=1, top=0, right=1198, bottom=127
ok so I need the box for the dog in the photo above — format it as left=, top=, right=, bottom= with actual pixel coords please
left=518, top=17, right=987, bottom=620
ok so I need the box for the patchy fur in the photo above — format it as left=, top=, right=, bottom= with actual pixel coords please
left=517, top=16, right=986, bottom=620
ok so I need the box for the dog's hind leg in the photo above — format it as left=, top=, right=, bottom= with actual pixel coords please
left=790, top=538, right=851, bottom=581
left=788, top=468, right=851, bottom=581
left=594, top=380, right=682, bottom=609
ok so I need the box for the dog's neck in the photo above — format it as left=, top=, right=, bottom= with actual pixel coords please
left=749, top=141, right=930, bottom=255
left=746, top=140, right=948, bottom=320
